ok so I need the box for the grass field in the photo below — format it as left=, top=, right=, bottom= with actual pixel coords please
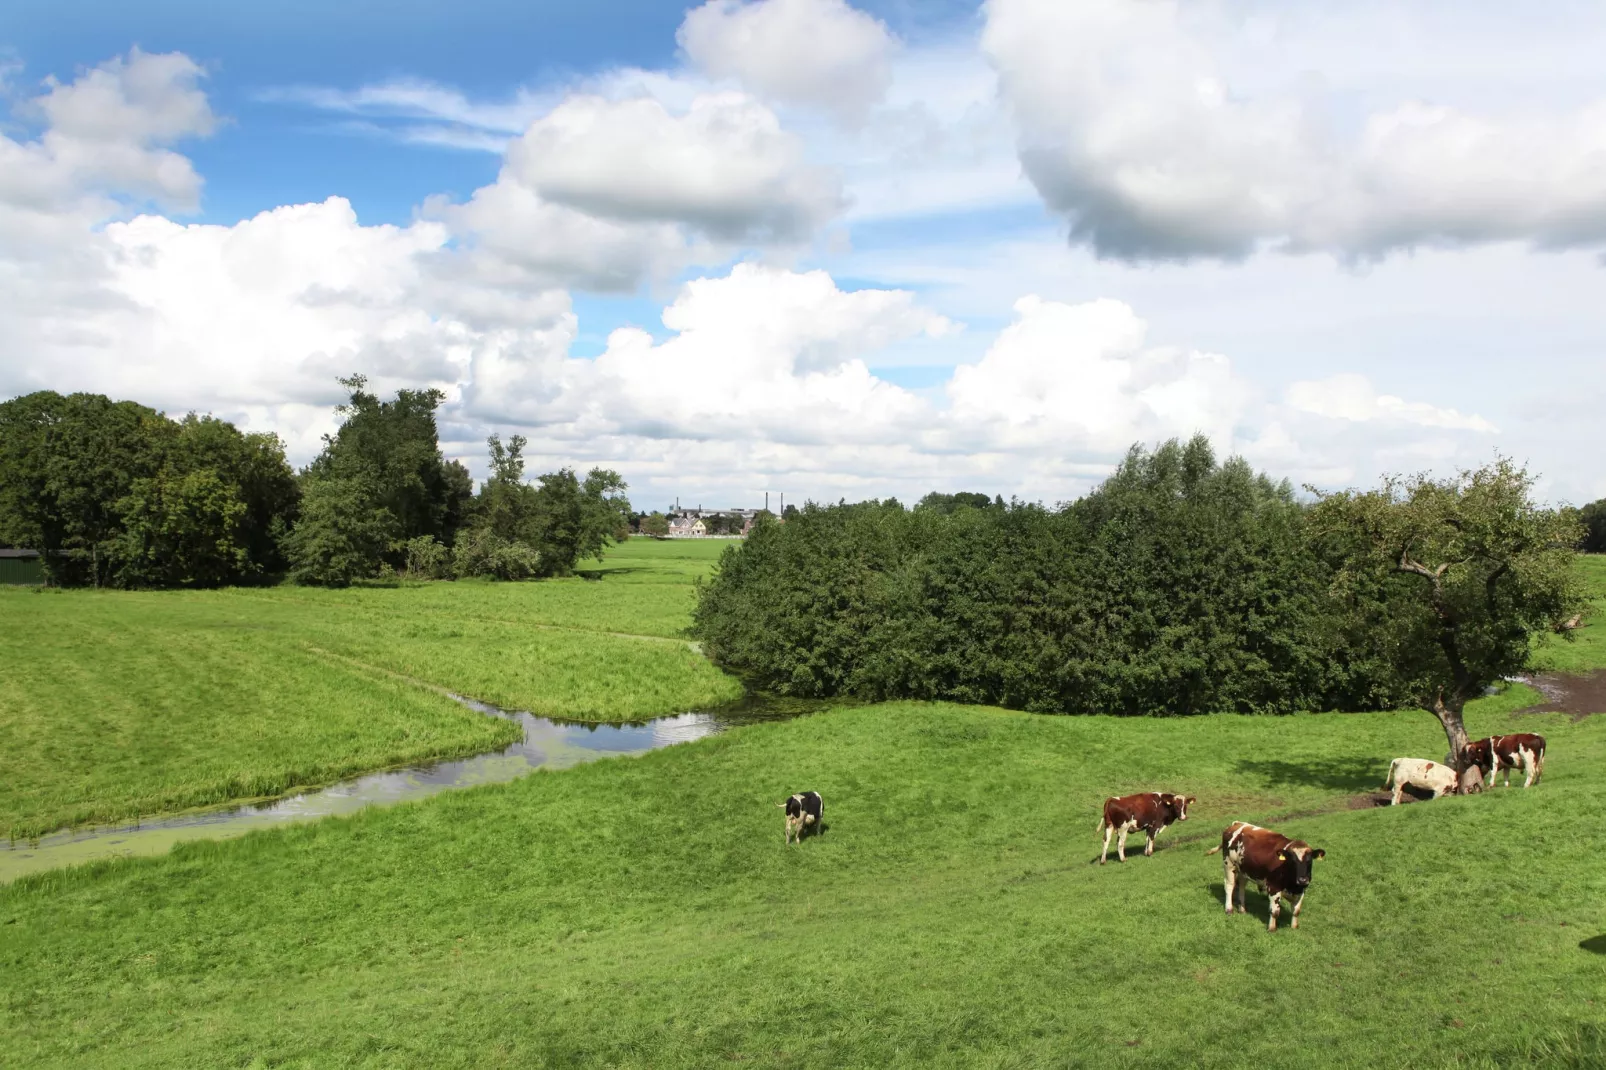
left=1532, top=554, right=1606, bottom=673
left=0, top=539, right=740, bottom=839
left=1, top=545, right=1601, bottom=1067
left=1, top=688, right=1600, bottom=1068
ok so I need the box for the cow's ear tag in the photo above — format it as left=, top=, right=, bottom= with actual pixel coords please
left=1277, top=852, right=1286, bottom=861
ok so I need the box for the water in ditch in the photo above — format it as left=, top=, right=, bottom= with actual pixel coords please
left=0, top=691, right=820, bottom=884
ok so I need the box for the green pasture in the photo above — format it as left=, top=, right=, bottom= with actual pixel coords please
left=2, top=544, right=1602, bottom=1067
left=0, top=539, right=739, bottom=839
left=2, top=691, right=1601, bottom=1068
left=1533, top=553, right=1606, bottom=673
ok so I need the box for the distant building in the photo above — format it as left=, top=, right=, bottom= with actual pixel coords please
left=668, top=515, right=707, bottom=537
left=0, top=548, right=44, bottom=585
left=664, top=506, right=771, bottom=537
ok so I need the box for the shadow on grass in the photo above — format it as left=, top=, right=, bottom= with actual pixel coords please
left=1197, top=879, right=1309, bottom=928
left=1581, top=935, right=1606, bottom=954
left=574, top=567, right=651, bottom=581
left=1234, top=756, right=1382, bottom=793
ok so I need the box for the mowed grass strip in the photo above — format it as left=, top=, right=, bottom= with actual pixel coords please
left=238, top=537, right=733, bottom=640
left=0, top=591, right=520, bottom=841
left=2, top=693, right=1600, bottom=1068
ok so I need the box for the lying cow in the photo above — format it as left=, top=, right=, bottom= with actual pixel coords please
left=1096, top=792, right=1195, bottom=864
left=1463, top=734, right=1546, bottom=789
left=1382, top=758, right=1459, bottom=805
left=1206, top=821, right=1325, bottom=932
left=777, top=791, right=823, bottom=844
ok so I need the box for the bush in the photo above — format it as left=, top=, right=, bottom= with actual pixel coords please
left=452, top=528, right=542, bottom=581
left=402, top=536, right=453, bottom=579
left=283, top=477, right=398, bottom=587
left=693, top=437, right=1342, bottom=715
left=1580, top=498, right=1606, bottom=553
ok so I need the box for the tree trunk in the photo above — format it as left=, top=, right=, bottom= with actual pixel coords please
left=1431, top=692, right=1471, bottom=769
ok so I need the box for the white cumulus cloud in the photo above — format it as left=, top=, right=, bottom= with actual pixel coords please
left=504, top=92, right=843, bottom=242
left=1285, top=374, right=1497, bottom=432
left=983, top=0, right=1606, bottom=262
left=946, top=296, right=1247, bottom=453
left=679, top=0, right=897, bottom=121
left=0, top=46, right=1521, bottom=506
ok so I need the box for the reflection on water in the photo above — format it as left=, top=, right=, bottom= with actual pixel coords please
left=1, top=692, right=818, bottom=884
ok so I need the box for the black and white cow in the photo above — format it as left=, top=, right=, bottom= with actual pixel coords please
left=778, top=791, right=823, bottom=844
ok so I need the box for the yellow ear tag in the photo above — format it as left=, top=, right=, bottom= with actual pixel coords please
left=1277, top=852, right=1286, bottom=861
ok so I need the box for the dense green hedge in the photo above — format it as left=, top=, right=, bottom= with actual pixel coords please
left=694, top=437, right=1378, bottom=715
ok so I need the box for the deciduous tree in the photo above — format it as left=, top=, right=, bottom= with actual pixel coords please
left=1310, top=459, right=1582, bottom=763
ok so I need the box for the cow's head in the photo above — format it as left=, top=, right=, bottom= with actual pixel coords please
left=1166, top=794, right=1197, bottom=821
left=1277, top=843, right=1325, bottom=889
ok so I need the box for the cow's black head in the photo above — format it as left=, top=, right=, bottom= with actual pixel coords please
left=1279, top=843, right=1325, bottom=889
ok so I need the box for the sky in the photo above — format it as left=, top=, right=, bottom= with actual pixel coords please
left=2, top=0, right=1604, bottom=512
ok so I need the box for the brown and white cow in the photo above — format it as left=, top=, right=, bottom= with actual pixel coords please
left=1096, top=792, right=1195, bottom=864
left=1205, top=821, right=1325, bottom=932
left=1462, top=734, right=1546, bottom=789
left=1381, top=758, right=1459, bottom=805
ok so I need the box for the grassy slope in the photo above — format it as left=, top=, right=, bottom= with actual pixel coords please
left=1, top=691, right=1600, bottom=1069
left=0, top=540, right=740, bottom=839
left=1532, top=554, right=1606, bottom=673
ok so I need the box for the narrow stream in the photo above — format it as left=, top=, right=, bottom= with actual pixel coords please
left=1, top=692, right=815, bottom=884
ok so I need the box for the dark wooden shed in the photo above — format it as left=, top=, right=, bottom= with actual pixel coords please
left=0, top=549, right=44, bottom=585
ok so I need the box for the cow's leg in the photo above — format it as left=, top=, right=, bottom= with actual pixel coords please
left=1521, top=750, right=1536, bottom=788
left=1116, top=825, right=1129, bottom=862
left=1289, top=892, right=1305, bottom=930
left=1391, top=783, right=1403, bottom=806
left=1222, top=863, right=1236, bottom=916
left=1144, top=829, right=1156, bottom=857
left=1267, top=891, right=1281, bottom=932
left=1099, top=824, right=1112, bottom=865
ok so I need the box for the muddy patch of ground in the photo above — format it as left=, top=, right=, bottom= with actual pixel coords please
left=1514, top=670, right=1606, bottom=721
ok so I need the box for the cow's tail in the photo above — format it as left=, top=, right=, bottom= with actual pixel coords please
left=1204, top=843, right=1222, bottom=857
left=1381, top=758, right=1399, bottom=790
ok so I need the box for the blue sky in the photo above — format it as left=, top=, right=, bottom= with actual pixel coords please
left=3, top=0, right=1604, bottom=511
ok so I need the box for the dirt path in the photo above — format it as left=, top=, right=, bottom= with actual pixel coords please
left=1514, top=670, right=1606, bottom=721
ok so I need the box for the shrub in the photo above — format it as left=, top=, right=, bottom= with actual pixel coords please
left=694, top=437, right=1338, bottom=715
left=452, top=528, right=542, bottom=581
left=402, top=535, right=453, bottom=579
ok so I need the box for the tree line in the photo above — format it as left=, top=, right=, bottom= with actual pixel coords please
left=0, top=377, right=631, bottom=587
left=692, top=436, right=1585, bottom=761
